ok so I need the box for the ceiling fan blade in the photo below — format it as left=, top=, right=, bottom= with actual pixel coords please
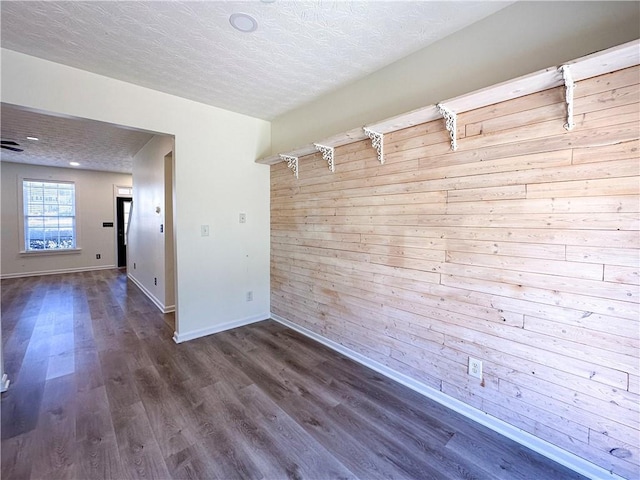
left=1, top=145, right=24, bottom=152
left=1, top=140, right=20, bottom=146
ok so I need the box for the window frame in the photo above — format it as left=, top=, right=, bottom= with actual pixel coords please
left=19, top=177, right=82, bottom=255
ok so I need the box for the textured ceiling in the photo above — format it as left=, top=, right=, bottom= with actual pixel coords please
left=0, top=1, right=511, bottom=172
left=1, top=1, right=511, bottom=121
left=1, top=105, right=155, bottom=174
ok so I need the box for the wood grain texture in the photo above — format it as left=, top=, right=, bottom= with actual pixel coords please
left=270, top=67, right=640, bottom=479
left=1, top=269, right=586, bottom=479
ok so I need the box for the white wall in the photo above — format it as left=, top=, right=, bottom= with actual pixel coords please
left=1, top=49, right=271, bottom=340
left=1, top=161, right=132, bottom=277
left=271, top=1, right=640, bottom=152
left=128, top=134, right=174, bottom=311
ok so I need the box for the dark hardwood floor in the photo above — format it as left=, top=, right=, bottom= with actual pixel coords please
left=1, top=269, right=585, bottom=479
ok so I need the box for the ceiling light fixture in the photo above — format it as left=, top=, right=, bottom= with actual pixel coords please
left=69, top=162, right=80, bottom=167
left=229, top=13, right=258, bottom=33
left=26, top=136, right=39, bottom=141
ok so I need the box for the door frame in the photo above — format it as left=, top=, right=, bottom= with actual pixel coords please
left=113, top=185, right=132, bottom=268
left=116, top=197, right=132, bottom=268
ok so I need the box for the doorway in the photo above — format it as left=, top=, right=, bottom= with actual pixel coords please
left=116, top=197, right=132, bottom=268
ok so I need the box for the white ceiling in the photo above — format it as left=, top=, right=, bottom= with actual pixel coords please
left=1, top=105, right=155, bottom=173
left=0, top=1, right=512, bottom=172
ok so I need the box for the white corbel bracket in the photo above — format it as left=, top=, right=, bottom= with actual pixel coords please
left=560, top=65, right=575, bottom=131
left=437, top=103, right=457, bottom=151
left=363, top=127, right=384, bottom=164
left=280, top=154, right=298, bottom=179
left=314, top=144, right=335, bottom=172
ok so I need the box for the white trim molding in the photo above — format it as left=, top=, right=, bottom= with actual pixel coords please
left=1, top=264, right=116, bottom=280
left=127, top=273, right=173, bottom=313
left=0, top=374, right=10, bottom=393
left=271, top=313, right=627, bottom=480
left=173, top=313, right=268, bottom=343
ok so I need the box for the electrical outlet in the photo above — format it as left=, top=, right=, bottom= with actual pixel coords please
left=246, top=291, right=253, bottom=302
left=154, top=277, right=157, bottom=286
left=96, top=254, right=101, bottom=259
left=239, top=213, right=247, bottom=224
left=468, top=357, right=483, bottom=379
left=201, top=225, right=209, bottom=236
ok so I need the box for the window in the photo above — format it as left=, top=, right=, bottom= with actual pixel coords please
left=23, top=180, right=76, bottom=251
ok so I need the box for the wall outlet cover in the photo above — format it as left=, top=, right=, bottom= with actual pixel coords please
left=468, top=357, right=483, bottom=379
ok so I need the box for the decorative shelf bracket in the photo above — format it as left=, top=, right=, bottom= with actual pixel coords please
left=280, top=154, right=298, bottom=179
left=314, top=144, right=335, bottom=172
left=437, top=103, right=458, bottom=151
left=560, top=64, right=575, bottom=131
left=363, top=127, right=384, bottom=164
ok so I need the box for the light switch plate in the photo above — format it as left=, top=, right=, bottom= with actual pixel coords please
left=201, top=225, right=209, bottom=236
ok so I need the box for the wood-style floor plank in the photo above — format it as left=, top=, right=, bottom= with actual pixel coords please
left=111, top=401, right=171, bottom=480
left=132, top=365, right=198, bottom=458
left=30, top=375, right=77, bottom=480
left=164, top=443, right=225, bottom=480
left=75, top=386, right=125, bottom=480
left=1, top=432, right=34, bottom=480
left=237, top=383, right=358, bottom=480
left=99, top=350, right=141, bottom=411
left=1, top=269, right=587, bottom=479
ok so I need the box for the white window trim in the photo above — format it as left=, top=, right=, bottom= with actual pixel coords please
left=18, top=176, right=82, bottom=254
left=20, top=248, right=82, bottom=256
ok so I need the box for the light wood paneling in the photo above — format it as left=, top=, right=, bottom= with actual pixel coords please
left=270, top=67, right=640, bottom=479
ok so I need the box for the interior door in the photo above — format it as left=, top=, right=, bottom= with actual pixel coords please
left=116, top=197, right=132, bottom=268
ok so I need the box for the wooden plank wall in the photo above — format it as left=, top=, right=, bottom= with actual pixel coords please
left=270, top=66, right=639, bottom=479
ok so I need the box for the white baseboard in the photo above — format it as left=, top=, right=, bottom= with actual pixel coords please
left=173, top=313, right=269, bottom=343
left=271, top=313, right=624, bottom=480
left=1, top=265, right=116, bottom=279
left=127, top=273, right=173, bottom=313
left=0, top=374, right=10, bottom=393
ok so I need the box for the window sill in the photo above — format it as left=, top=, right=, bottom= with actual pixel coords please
left=20, top=248, right=82, bottom=256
